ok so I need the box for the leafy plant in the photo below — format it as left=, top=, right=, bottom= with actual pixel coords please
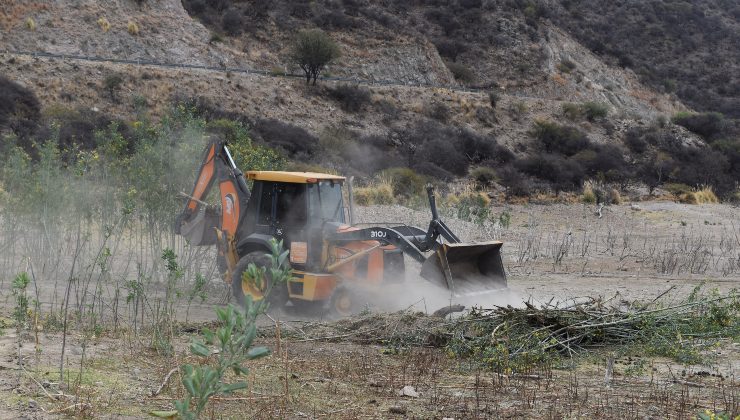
left=168, top=239, right=290, bottom=419
left=103, top=73, right=124, bottom=102
left=291, top=29, right=340, bottom=85
left=12, top=272, right=31, bottom=330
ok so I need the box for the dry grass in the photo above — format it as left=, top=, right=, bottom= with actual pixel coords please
left=127, top=21, right=139, bottom=36
left=353, top=181, right=395, bottom=206
left=694, top=186, right=719, bottom=204
left=581, top=181, right=597, bottom=204
left=97, top=17, right=110, bottom=32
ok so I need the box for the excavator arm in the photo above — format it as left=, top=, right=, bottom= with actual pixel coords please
left=176, top=139, right=251, bottom=281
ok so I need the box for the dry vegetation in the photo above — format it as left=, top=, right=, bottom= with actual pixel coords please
left=0, top=1, right=739, bottom=418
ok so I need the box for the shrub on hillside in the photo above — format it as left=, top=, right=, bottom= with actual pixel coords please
left=446, top=62, right=474, bottom=84
left=291, top=29, right=341, bottom=85
left=252, top=119, right=317, bottom=159
left=582, top=102, right=608, bottom=121
left=459, top=129, right=514, bottom=165
left=562, top=102, right=609, bottom=121
left=425, top=9, right=459, bottom=35
left=496, top=165, right=531, bottom=197
left=488, top=91, right=500, bottom=109
left=353, top=182, right=394, bottom=205
left=381, top=167, right=427, bottom=198
left=557, top=59, right=576, bottom=73
left=414, top=137, right=468, bottom=176
left=458, top=0, right=483, bottom=8
left=0, top=76, right=41, bottom=146
left=425, top=101, right=450, bottom=122
left=433, top=39, right=468, bottom=62
left=103, top=73, right=124, bottom=102
left=185, top=0, right=206, bottom=14
left=624, top=128, right=648, bottom=153
left=531, top=120, right=591, bottom=156
left=222, top=10, right=243, bottom=35
left=324, top=84, right=371, bottom=112
left=470, top=166, right=497, bottom=188
left=314, top=10, right=358, bottom=29
left=65, top=111, right=135, bottom=155
left=516, top=154, right=585, bottom=192
left=572, top=144, right=627, bottom=182
left=672, top=112, right=727, bottom=141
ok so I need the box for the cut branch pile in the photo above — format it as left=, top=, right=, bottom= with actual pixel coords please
left=274, top=287, right=738, bottom=369
left=449, top=290, right=739, bottom=367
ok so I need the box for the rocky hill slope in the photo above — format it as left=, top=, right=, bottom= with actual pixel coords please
left=0, top=0, right=738, bottom=199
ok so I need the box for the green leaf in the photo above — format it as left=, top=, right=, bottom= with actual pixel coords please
left=233, top=365, right=250, bottom=376
left=243, top=325, right=257, bottom=348
left=148, top=410, right=178, bottom=418
left=246, top=346, right=270, bottom=360
left=182, top=377, right=196, bottom=397
left=190, top=342, right=210, bottom=357
left=220, top=381, right=248, bottom=394
left=181, top=364, right=194, bottom=376
left=202, top=328, right=215, bottom=345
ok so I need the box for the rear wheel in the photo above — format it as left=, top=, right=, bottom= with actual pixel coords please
left=231, top=251, right=288, bottom=310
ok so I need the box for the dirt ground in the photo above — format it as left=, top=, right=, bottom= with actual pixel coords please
left=0, top=201, right=738, bottom=418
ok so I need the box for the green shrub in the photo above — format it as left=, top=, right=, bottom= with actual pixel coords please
left=291, top=29, right=340, bottom=85
left=445, top=188, right=491, bottom=224
left=531, top=120, right=590, bottom=156
left=582, top=102, right=609, bottom=121
left=103, top=73, right=124, bottom=102
left=434, top=39, right=468, bottom=62
left=562, top=102, right=608, bottom=121
left=510, top=101, right=528, bottom=119
left=446, top=62, right=475, bottom=84
left=470, top=166, right=497, bottom=188
left=0, top=75, right=41, bottom=145
left=222, top=9, right=243, bottom=36
left=170, top=239, right=288, bottom=419
left=381, top=167, right=427, bottom=199
left=581, top=182, right=597, bottom=203
left=425, top=101, right=450, bottom=122
left=672, top=112, right=727, bottom=141
left=324, top=84, right=371, bottom=112
left=562, top=103, right=581, bottom=120
left=488, top=91, right=500, bottom=109
left=557, top=59, right=576, bottom=73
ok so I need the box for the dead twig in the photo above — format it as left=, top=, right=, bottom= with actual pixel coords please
left=150, top=367, right=178, bottom=397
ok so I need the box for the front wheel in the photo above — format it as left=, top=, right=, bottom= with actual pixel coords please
left=329, top=286, right=361, bottom=318
left=231, top=251, right=288, bottom=310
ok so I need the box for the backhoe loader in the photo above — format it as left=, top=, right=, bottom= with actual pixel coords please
left=175, top=140, right=506, bottom=315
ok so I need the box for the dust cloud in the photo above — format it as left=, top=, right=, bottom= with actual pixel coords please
left=357, top=261, right=524, bottom=316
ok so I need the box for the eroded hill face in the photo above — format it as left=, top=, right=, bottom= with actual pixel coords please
left=0, top=0, right=246, bottom=67
left=1, top=0, right=686, bottom=125
left=553, top=0, right=740, bottom=118
left=1, top=0, right=738, bottom=198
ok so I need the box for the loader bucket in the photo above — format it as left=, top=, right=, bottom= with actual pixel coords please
left=420, top=241, right=506, bottom=296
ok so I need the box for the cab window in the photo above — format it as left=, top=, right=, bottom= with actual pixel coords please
left=308, top=181, right=344, bottom=223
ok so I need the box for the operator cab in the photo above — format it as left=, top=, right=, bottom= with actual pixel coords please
left=239, top=172, right=347, bottom=258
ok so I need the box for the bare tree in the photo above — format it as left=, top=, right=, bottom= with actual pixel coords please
left=290, top=29, right=340, bottom=85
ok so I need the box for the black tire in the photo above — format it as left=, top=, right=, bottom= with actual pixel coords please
left=329, top=286, right=360, bottom=318
left=231, top=251, right=288, bottom=310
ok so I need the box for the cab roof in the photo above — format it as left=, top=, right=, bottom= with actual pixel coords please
left=246, top=171, right=345, bottom=184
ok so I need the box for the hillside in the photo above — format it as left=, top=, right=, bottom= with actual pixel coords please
left=0, top=0, right=738, bottom=199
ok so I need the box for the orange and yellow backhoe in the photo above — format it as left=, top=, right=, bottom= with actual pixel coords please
left=176, top=140, right=506, bottom=315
